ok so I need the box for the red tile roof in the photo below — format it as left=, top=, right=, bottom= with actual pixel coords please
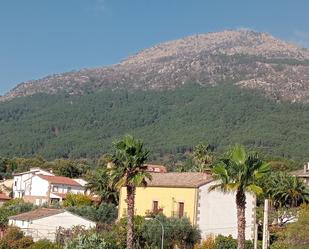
left=9, top=208, right=64, bottom=221
left=37, top=175, right=81, bottom=186
left=0, top=193, right=11, bottom=200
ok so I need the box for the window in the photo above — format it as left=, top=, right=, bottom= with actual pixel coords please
left=67, top=187, right=72, bottom=192
left=152, top=201, right=159, bottom=212
left=52, top=186, right=58, bottom=192
left=14, top=181, right=17, bottom=187
left=178, top=202, right=184, bottom=218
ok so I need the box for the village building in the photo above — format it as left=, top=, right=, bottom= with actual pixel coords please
left=13, top=168, right=54, bottom=198
left=13, top=168, right=87, bottom=205
left=291, top=162, right=309, bottom=185
left=9, top=208, right=95, bottom=242
left=118, top=172, right=256, bottom=240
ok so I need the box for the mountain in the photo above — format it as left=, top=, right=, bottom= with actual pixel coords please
left=1, top=30, right=309, bottom=162
left=2, top=30, right=309, bottom=102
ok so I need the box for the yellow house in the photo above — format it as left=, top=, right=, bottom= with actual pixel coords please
left=118, top=172, right=256, bottom=240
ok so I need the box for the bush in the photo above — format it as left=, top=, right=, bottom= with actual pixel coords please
left=214, top=235, right=254, bottom=249
left=0, top=226, right=34, bottom=249
left=29, top=239, right=61, bottom=249
left=64, top=233, right=115, bottom=249
left=66, top=202, right=117, bottom=224
left=63, top=193, right=92, bottom=207
left=194, top=236, right=215, bottom=249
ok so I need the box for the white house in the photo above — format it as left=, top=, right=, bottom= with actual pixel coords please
left=9, top=208, right=96, bottom=242
left=23, top=174, right=86, bottom=205
left=13, top=168, right=54, bottom=198
left=13, top=168, right=87, bottom=205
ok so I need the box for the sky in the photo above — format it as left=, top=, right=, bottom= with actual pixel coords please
left=0, top=0, right=308, bottom=95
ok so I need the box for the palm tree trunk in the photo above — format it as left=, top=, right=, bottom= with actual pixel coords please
left=236, top=189, right=246, bottom=249
left=127, top=184, right=135, bottom=249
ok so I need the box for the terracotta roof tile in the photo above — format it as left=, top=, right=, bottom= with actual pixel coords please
left=37, top=175, right=81, bottom=186
left=9, top=208, right=64, bottom=221
left=146, top=172, right=213, bottom=188
left=0, top=193, right=11, bottom=200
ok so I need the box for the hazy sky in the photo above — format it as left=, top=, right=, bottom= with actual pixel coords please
left=0, top=0, right=308, bottom=94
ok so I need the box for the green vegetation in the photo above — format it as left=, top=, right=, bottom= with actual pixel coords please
left=0, top=84, right=309, bottom=163
left=210, top=145, right=269, bottom=249
left=110, top=135, right=151, bottom=249
left=66, top=203, right=118, bottom=224
left=0, top=199, right=35, bottom=229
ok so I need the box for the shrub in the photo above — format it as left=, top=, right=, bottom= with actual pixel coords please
left=0, top=226, right=34, bottom=249
left=66, top=202, right=117, bottom=224
left=64, top=233, right=115, bottom=249
left=63, top=193, right=92, bottom=207
left=29, top=239, right=61, bottom=249
left=194, top=235, right=215, bottom=249
left=214, top=235, right=254, bottom=249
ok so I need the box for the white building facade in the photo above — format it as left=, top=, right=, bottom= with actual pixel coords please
left=197, top=181, right=255, bottom=240
left=13, top=168, right=86, bottom=205
left=9, top=208, right=95, bottom=242
left=13, top=168, right=54, bottom=198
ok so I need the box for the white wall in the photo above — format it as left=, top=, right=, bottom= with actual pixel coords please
left=197, top=182, right=256, bottom=240
left=27, top=176, right=50, bottom=196
left=9, top=219, right=30, bottom=230
left=13, top=169, right=54, bottom=198
left=27, top=211, right=95, bottom=242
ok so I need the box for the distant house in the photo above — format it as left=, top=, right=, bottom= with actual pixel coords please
left=13, top=168, right=54, bottom=198
left=23, top=174, right=85, bottom=205
left=144, top=164, right=167, bottom=173
left=9, top=208, right=95, bottom=242
left=13, top=168, right=86, bottom=205
left=0, top=193, right=11, bottom=206
left=291, top=162, right=309, bottom=185
left=118, top=172, right=256, bottom=240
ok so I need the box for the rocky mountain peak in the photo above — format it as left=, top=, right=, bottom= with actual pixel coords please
left=1, top=30, right=309, bottom=102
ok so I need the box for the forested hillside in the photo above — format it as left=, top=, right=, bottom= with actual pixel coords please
left=0, top=83, right=308, bottom=161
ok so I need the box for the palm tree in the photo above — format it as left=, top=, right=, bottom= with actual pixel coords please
left=110, top=135, right=151, bottom=249
left=192, top=143, right=214, bottom=172
left=269, top=172, right=309, bottom=208
left=86, top=168, right=119, bottom=205
left=210, top=145, right=269, bottom=249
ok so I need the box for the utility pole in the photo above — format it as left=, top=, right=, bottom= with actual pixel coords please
left=254, top=222, right=258, bottom=249
left=262, top=199, right=269, bottom=249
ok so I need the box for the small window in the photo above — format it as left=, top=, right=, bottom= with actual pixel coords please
left=52, top=186, right=58, bottom=192
left=178, top=202, right=184, bottom=218
left=14, top=181, right=17, bottom=187
left=152, top=201, right=159, bottom=212
left=67, top=187, right=72, bottom=192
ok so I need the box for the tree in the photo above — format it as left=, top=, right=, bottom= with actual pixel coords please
left=260, top=172, right=309, bottom=209
left=86, top=168, right=118, bottom=205
left=110, top=135, right=151, bottom=249
left=192, top=143, right=214, bottom=172
left=210, top=145, right=269, bottom=249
